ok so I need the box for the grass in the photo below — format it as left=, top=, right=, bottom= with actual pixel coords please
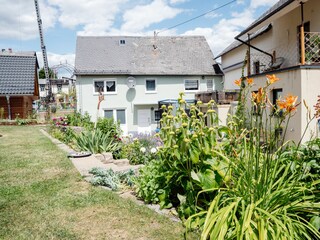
left=0, top=126, right=186, bottom=240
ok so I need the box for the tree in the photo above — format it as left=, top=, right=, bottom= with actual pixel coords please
left=39, top=67, right=57, bottom=79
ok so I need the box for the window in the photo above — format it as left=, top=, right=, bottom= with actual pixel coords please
left=106, top=80, right=116, bottom=92
left=57, top=84, right=62, bottom=92
left=207, top=79, right=213, bottom=91
left=40, top=84, right=45, bottom=92
left=272, top=89, right=283, bottom=115
left=94, top=81, right=104, bottom=93
left=104, top=109, right=126, bottom=124
left=184, top=79, right=199, bottom=91
left=104, top=110, right=113, bottom=119
left=119, top=39, right=126, bottom=45
left=254, top=61, right=260, bottom=74
left=146, top=79, right=156, bottom=92
left=116, top=109, right=126, bottom=124
left=94, top=79, right=116, bottom=94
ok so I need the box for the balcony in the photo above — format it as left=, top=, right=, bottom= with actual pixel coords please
left=249, top=32, right=320, bottom=75
left=195, top=90, right=240, bottom=104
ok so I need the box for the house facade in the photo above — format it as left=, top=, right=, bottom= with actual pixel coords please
left=75, top=36, right=222, bottom=134
left=0, top=50, right=39, bottom=119
left=218, top=0, right=320, bottom=143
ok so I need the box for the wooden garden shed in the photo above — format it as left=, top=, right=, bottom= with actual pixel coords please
left=0, top=51, right=39, bottom=119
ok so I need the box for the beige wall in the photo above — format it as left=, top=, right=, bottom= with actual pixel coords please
left=247, top=68, right=320, bottom=143
left=222, top=0, right=320, bottom=90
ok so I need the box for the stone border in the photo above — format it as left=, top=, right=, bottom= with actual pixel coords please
left=40, top=128, right=180, bottom=222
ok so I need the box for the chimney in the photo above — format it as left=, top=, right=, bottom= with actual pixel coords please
left=8, top=48, right=12, bottom=53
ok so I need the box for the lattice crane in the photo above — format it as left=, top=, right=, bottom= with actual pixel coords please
left=34, top=0, right=52, bottom=101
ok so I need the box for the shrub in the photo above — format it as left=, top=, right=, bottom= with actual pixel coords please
left=89, top=167, right=135, bottom=191
left=66, top=111, right=93, bottom=129
left=122, top=133, right=160, bottom=165
left=75, top=128, right=121, bottom=154
left=185, top=76, right=320, bottom=239
left=135, top=93, right=228, bottom=219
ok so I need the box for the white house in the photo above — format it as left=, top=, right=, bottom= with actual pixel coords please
left=217, top=0, right=320, bottom=143
left=75, top=36, right=223, bottom=134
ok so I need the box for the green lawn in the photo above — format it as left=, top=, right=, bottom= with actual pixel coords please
left=0, top=126, right=185, bottom=240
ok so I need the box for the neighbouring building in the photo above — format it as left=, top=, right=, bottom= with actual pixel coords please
left=75, top=36, right=223, bottom=134
left=0, top=50, right=39, bottom=119
left=217, top=0, right=320, bottom=143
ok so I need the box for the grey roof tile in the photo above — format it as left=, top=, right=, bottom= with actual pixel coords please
left=0, top=54, right=37, bottom=95
left=75, top=36, right=218, bottom=75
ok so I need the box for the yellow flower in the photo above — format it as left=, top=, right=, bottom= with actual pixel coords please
left=266, top=74, right=280, bottom=84
left=197, top=100, right=203, bottom=105
left=247, top=78, right=254, bottom=85
left=234, top=79, right=242, bottom=86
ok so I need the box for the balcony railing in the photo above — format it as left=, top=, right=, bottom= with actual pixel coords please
left=249, top=32, right=320, bottom=75
left=304, top=32, right=320, bottom=64
left=195, top=90, right=240, bottom=104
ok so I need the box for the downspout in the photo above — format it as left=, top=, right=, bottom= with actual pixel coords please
left=6, top=95, right=11, bottom=120
left=300, top=1, right=305, bottom=65
left=247, top=34, right=251, bottom=76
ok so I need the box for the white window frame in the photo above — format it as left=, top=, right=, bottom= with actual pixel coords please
left=104, top=108, right=126, bottom=124
left=145, top=78, right=157, bottom=93
left=184, top=79, right=199, bottom=92
left=40, top=84, right=45, bottom=92
left=207, top=79, right=213, bottom=91
left=93, top=78, right=117, bottom=95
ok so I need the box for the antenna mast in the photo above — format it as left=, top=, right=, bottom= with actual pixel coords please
left=34, top=0, right=52, bottom=102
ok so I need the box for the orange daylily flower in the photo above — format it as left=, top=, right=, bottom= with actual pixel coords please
left=247, top=78, right=254, bottom=85
left=266, top=74, right=280, bottom=84
left=276, top=94, right=299, bottom=113
left=252, top=88, right=264, bottom=104
left=285, top=94, right=298, bottom=106
left=234, top=79, right=241, bottom=86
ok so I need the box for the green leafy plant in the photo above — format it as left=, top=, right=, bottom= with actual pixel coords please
left=66, top=111, right=93, bottom=129
left=75, top=128, right=121, bottom=154
left=185, top=76, right=320, bottom=239
left=136, top=93, right=230, bottom=219
left=89, top=167, right=135, bottom=191
left=122, top=135, right=159, bottom=165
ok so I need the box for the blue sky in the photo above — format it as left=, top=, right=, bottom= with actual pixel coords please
left=0, top=0, right=278, bottom=75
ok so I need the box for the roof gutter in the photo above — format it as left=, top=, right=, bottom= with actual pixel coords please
left=235, top=0, right=295, bottom=38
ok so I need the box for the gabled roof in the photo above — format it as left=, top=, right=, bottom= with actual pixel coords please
left=0, top=53, right=38, bottom=95
left=75, top=36, right=218, bottom=76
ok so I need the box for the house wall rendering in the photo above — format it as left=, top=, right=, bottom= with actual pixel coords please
left=77, top=75, right=222, bottom=134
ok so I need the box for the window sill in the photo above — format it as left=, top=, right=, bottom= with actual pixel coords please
left=145, top=91, right=157, bottom=94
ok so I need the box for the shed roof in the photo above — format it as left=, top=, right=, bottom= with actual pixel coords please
left=0, top=54, right=38, bottom=95
left=75, top=36, right=218, bottom=76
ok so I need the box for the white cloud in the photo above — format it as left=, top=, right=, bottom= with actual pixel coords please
left=169, top=0, right=188, bottom=5
left=37, top=51, right=75, bottom=77
left=48, top=0, right=128, bottom=35
left=183, top=9, right=255, bottom=56
left=0, top=0, right=58, bottom=40
left=121, top=0, right=182, bottom=32
left=250, top=0, right=278, bottom=9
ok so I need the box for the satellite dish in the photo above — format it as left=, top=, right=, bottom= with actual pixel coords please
left=127, top=76, right=136, bottom=89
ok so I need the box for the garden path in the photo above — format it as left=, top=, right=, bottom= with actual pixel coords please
left=40, top=129, right=141, bottom=177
